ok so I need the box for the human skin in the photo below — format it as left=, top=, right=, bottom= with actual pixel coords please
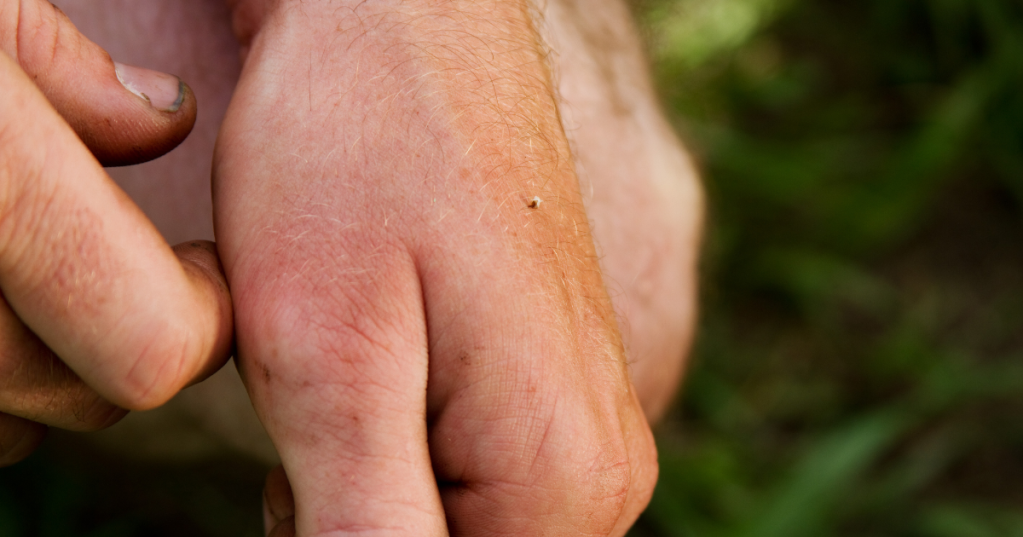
left=217, top=0, right=691, bottom=533
left=0, top=0, right=234, bottom=465
left=1, top=0, right=702, bottom=534
left=62, top=0, right=701, bottom=468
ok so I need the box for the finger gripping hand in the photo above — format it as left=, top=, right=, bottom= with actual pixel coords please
left=217, top=1, right=657, bottom=535
left=0, top=24, right=233, bottom=459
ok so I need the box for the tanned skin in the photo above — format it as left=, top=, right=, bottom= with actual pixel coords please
left=0, top=0, right=702, bottom=535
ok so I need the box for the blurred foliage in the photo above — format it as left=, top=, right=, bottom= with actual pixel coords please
left=630, top=0, right=1023, bottom=536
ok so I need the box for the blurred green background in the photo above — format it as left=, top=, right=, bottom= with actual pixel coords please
left=5, top=0, right=1023, bottom=535
left=636, top=0, right=1023, bottom=535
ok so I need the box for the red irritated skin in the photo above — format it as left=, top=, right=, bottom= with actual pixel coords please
left=215, top=1, right=657, bottom=535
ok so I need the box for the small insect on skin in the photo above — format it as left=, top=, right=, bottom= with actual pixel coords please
left=528, top=196, right=542, bottom=209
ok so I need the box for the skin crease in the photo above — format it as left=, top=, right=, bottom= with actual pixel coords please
left=21, top=0, right=702, bottom=534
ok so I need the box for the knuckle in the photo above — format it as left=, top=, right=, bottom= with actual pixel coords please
left=544, top=402, right=660, bottom=534
left=505, top=399, right=638, bottom=532
left=560, top=427, right=658, bottom=536
left=630, top=431, right=660, bottom=514
left=241, top=249, right=421, bottom=387
left=591, top=448, right=634, bottom=503
left=573, top=440, right=633, bottom=532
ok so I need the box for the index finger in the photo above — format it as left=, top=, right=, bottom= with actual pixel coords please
left=0, top=51, right=233, bottom=410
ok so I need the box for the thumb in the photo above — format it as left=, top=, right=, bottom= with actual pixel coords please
left=0, top=0, right=196, bottom=166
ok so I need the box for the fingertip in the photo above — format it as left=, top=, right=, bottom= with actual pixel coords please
left=91, top=239, right=232, bottom=410
left=3, top=0, right=198, bottom=166
left=173, top=240, right=231, bottom=297
left=90, top=62, right=199, bottom=167
left=0, top=414, right=46, bottom=467
left=173, top=240, right=234, bottom=385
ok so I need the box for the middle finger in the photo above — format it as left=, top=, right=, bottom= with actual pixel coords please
left=0, top=295, right=126, bottom=432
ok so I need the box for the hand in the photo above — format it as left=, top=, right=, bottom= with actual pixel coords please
left=0, top=0, right=233, bottom=466
left=216, top=1, right=657, bottom=534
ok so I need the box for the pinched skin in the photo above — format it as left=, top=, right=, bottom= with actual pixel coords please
left=53, top=0, right=703, bottom=534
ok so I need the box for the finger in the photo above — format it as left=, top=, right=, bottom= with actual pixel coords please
left=226, top=240, right=448, bottom=535
left=0, top=241, right=230, bottom=431
left=0, top=0, right=197, bottom=166
left=420, top=230, right=658, bottom=535
left=0, top=412, right=47, bottom=467
left=171, top=240, right=235, bottom=385
left=0, top=294, right=126, bottom=431
left=268, top=518, right=296, bottom=537
left=0, top=51, right=233, bottom=411
left=263, top=465, right=295, bottom=535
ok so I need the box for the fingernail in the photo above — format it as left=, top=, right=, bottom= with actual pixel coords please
left=114, top=62, right=185, bottom=113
